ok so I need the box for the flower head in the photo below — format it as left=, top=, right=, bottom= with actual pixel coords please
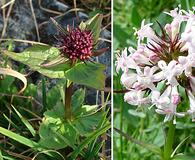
left=60, top=27, right=93, bottom=61
left=50, top=16, right=107, bottom=63
left=116, top=7, right=195, bottom=123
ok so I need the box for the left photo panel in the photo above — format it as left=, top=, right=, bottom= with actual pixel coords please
left=0, top=0, right=111, bottom=160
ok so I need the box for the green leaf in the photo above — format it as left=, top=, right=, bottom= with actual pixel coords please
left=4, top=45, right=71, bottom=79
left=65, top=62, right=106, bottom=90
left=73, top=112, right=103, bottom=136
left=0, top=126, right=41, bottom=150
left=80, top=14, right=103, bottom=44
left=72, top=89, right=86, bottom=114
left=11, top=105, right=36, bottom=137
left=46, top=80, right=66, bottom=110
left=38, top=120, right=77, bottom=150
left=131, top=6, right=141, bottom=27
left=113, top=23, right=129, bottom=48
left=44, top=101, right=65, bottom=119
left=70, top=124, right=110, bottom=159
left=39, top=103, right=77, bottom=150
left=76, top=105, right=98, bottom=116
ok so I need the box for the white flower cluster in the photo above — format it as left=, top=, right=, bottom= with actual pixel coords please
left=116, top=7, right=195, bottom=123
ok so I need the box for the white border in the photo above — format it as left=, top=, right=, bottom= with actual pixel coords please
left=111, top=0, right=113, bottom=159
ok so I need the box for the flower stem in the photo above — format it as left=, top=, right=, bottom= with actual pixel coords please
left=65, top=80, right=73, bottom=120
left=164, top=121, right=175, bottom=160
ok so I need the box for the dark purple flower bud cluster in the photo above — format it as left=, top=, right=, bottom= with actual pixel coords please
left=61, top=27, right=93, bottom=61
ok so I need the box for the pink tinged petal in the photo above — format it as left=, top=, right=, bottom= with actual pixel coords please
left=155, top=109, right=166, bottom=115
left=168, top=60, right=177, bottom=69
left=144, top=66, right=151, bottom=75
left=132, top=53, right=151, bottom=65
left=121, top=72, right=137, bottom=89
left=165, top=24, right=172, bottom=38
left=132, top=82, right=145, bottom=90
left=153, top=71, right=164, bottom=82
left=136, top=19, right=161, bottom=43
left=172, top=95, right=180, bottom=105
left=158, top=97, right=170, bottom=105
left=178, top=56, right=187, bottom=65
left=126, top=57, right=138, bottom=69
left=151, top=90, right=160, bottom=102
left=124, top=90, right=150, bottom=106
left=149, top=53, right=159, bottom=62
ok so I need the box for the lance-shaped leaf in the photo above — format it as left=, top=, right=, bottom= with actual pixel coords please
left=79, top=14, right=103, bottom=45
left=4, top=45, right=71, bottom=78
left=0, top=126, right=42, bottom=150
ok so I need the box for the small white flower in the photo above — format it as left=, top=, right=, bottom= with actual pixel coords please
left=131, top=45, right=152, bottom=65
left=135, top=19, right=161, bottom=44
left=156, top=60, right=183, bottom=86
left=164, top=6, right=185, bottom=40
left=134, top=66, right=159, bottom=90
left=178, top=53, right=195, bottom=77
left=115, top=48, right=137, bottom=73
left=152, top=86, right=184, bottom=123
left=121, top=69, right=137, bottom=89
left=171, top=86, right=180, bottom=105
left=124, top=90, right=150, bottom=106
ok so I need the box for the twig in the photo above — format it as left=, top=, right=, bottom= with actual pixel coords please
left=0, top=92, right=43, bottom=107
left=98, top=38, right=111, bottom=43
left=0, top=38, right=48, bottom=45
left=29, top=0, right=40, bottom=42
left=114, top=127, right=148, bottom=146
left=38, top=0, right=63, bottom=15
left=0, top=147, right=32, bottom=160
left=38, top=8, right=84, bottom=28
left=1, top=0, right=15, bottom=9
left=73, top=0, right=79, bottom=21
left=1, top=0, right=15, bottom=39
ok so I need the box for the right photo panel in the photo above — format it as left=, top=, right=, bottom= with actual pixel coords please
left=113, top=0, right=195, bottom=160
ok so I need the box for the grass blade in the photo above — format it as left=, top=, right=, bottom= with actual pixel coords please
left=11, top=105, right=36, bottom=137
left=70, top=124, right=110, bottom=159
left=0, top=150, right=3, bottom=160
left=0, top=126, right=40, bottom=150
